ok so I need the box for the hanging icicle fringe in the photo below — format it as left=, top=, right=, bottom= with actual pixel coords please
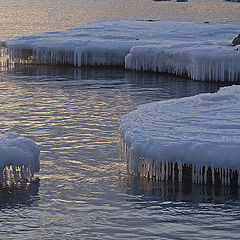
left=121, top=138, right=239, bottom=187
left=0, top=164, right=35, bottom=186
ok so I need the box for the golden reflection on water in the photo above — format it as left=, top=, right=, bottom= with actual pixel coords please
left=50, top=199, right=87, bottom=204
left=0, top=65, right=237, bottom=238
left=0, top=0, right=239, bottom=40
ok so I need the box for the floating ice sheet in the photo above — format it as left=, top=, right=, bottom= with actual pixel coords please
left=1, top=20, right=240, bottom=82
left=0, top=133, right=40, bottom=183
left=120, top=85, right=240, bottom=185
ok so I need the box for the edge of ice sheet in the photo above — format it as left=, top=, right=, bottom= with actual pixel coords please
left=1, top=20, right=240, bottom=82
left=120, top=85, right=240, bottom=184
left=125, top=44, right=240, bottom=82
left=0, top=132, right=40, bottom=182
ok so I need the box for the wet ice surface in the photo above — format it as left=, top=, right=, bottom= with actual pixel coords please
left=0, top=66, right=240, bottom=239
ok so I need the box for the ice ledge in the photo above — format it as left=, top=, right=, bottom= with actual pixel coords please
left=125, top=43, right=240, bottom=82
left=1, top=20, right=240, bottom=82
left=120, top=85, right=240, bottom=185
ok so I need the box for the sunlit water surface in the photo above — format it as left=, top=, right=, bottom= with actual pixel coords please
left=0, top=0, right=240, bottom=239
left=0, top=66, right=239, bottom=239
left=0, top=0, right=240, bottom=40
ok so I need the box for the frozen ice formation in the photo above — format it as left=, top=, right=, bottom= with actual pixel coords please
left=0, top=133, right=40, bottom=184
left=1, top=20, right=240, bottom=82
left=120, top=85, right=240, bottom=186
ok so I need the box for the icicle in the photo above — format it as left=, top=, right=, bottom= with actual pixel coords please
left=27, top=166, right=30, bottom=178
left=149, top=159, right=152, bottom=179
left=227, top=168, right=230, bottom=186
left=197, top=166, right=200, bottom=184
left=168, top=162, right=171, bottom=181
left=20, top=165, right=24, bottom=179
left=225, top=168, right=227, bottom=186
left=137, top=157, right=142, bottom=176
left=144, top=158, right=147, bottom=178
left=141, top=157, right=144, bottom=177
left=204, top=166, right=207, bottom=185
left=85, top=52, right=88, bottom=65
left=221, top=168, right=224, bottom=186
left=212, top=167, right=215, bottom=184
left=178, top=163, right=182, bottom=182
left=199, top=166, right=202, bottom=184
left=145, top=158, right=148, bottom=178
left=192, top=165, right=195, bottom=183
left=224, top=168, right=227, bottom=186
left=165, top=162, right=168, bottom=181
left=78, top=51, right=81, bottom=67
left=238, top=170, right=240, bottom=186
left=0, top=168, right=3, bottom=184
left=152, top=160, right=156, bottom=179
left=141, top=158, right=144, bottom=177
left=229, top=169, right=232, bottom=185
left=158, top=161, right=161, bottom=181
left=141, top=158, right=145, bottom=177
left=172, top=163, right=175, bottom=182
left=196, top=165, right=199, bottom=184
left=12, top=166, right=17, bottom=182
left=160, top=161, right=164, bottom=181
left=155, top=161, right=159, bottom=180
left=74, top=50, right=77, bottom=66
left=195, top=166, right=198, bottom=184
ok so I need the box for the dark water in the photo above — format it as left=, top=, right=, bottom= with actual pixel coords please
left=0, top=66, right=240, bottom=239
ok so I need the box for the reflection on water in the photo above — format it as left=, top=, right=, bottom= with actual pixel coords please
left=120, top=175, right=239, bottom=203
left=0, top=0, right=240, bottom=41
left=0, top=65, right=239, bottom=239
left=154, top=0, right=188, bottom=2
left=0, top=179, right=40, bottom=209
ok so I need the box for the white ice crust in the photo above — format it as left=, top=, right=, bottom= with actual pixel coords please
left=120, top=85, right=240, bottom=175
left=0, top=133, right=40, bottom=175
left=2, top=20, right=240, bottom=82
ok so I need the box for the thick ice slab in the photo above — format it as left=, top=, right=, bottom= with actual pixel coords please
left=0, top=133, right=40, bottom=183
left=1, top=20, right=240, bottom=82
left=120, top=85, right=240, bottom=185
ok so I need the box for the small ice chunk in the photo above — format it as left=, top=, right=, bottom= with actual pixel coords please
left=0, top=132, right=40, bottom=182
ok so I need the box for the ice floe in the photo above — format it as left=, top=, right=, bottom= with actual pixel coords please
left=120, top=85, right=240, bottom=186
left=1, top=20, right=240, bottom=82
left=0, top=133, right=40, bottom=184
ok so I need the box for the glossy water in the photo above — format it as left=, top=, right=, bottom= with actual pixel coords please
left=0, top=0, right=240, bottom=41
left=0, top=66, right=239, bottom=239
left=0, top=0, right=240, bottom=239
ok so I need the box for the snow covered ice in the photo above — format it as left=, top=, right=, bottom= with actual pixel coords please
left=1, top=20, right=240, bottom=82
left=120, top=85, right=240, bottom=186
left=0, top=133, right=40, bottom=185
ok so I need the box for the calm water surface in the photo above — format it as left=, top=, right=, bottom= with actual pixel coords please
left=0, top=66, right=239, bottom=239
left=0, top=0, right=240, bottom=40
left=0, top=0, right=240, bottom=239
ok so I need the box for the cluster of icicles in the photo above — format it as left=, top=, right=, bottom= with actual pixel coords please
left=125, top=47, right=240, bottom=82
left=121, top=140, right=239, bottom=187
left=1, top=45, right=240, bottom=82
left=1, top=165, right=34, bottom=186
left=136, top=158, right=239, bottom=186
left=0, top=47, right=125, bottom=67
